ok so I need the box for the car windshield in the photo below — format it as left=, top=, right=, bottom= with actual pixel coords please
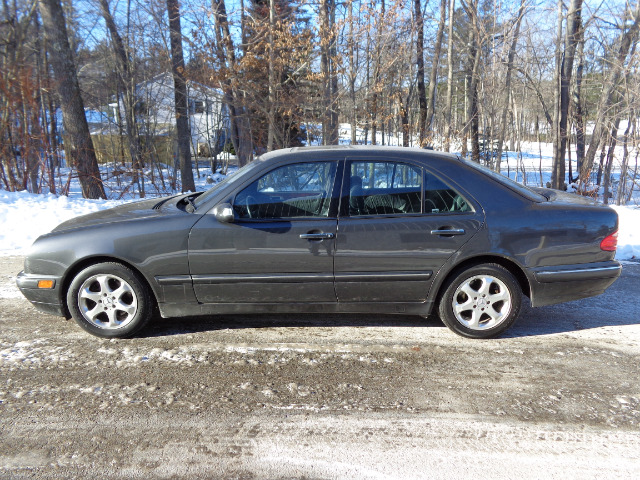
left=460, top=158, right=547, bottom=203
left=193, top=160, right=263, bottom=209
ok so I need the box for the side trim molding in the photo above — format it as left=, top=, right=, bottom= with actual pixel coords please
left=155, top=275, right=192, bottom=285
left=191, top=273, right=334, bottom=284
left=533, top=263, right=622, bottom=283
left=335, top=271, right=433, bottom=282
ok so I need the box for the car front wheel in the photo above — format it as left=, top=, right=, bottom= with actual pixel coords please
left=438, top=264, right=522, bottom=339
left=67, top=262, right=152, bottom=338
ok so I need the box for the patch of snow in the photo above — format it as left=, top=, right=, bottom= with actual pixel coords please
left=612, top=205, right=640, bottom=261
left=0, top=283, right=21, bottom=299
left=0, top=273, right=21, bottom=298
left=0, top=190, right=123, bottom=256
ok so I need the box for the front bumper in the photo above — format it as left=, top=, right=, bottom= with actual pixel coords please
left=528, top=261, right=622, bottom=307
left=16, top=271, right=66, bottom=316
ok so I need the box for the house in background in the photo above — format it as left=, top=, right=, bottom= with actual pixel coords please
left=50, top=73, right=230, bottom=169
left=124, top=72, right=230, bottom=157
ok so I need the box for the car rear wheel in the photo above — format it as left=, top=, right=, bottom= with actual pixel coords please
left=67, top=262, right=152, bottom=338
left=438, top=264, right=522, bottom=339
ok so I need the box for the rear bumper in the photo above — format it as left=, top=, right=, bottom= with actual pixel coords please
left=16, top=271, right=66, bottom=316
left=528, top=261, right=622, bottom=307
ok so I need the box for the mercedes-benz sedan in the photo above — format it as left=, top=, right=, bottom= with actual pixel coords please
left=17, top=146, right=621, bottom=339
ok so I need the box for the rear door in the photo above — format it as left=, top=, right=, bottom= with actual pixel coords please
left=334, top=159, right=484, bottom=303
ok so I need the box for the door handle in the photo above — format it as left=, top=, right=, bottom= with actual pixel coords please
left=299, top=232, right=335, bottom=240
left=430, top=228, right=466, bottom=236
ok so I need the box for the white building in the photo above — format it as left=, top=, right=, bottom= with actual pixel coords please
left=129, top=72, right=229, bottom=155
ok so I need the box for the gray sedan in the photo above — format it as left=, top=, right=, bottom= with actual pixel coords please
left=17, top=146, right=621, bottom=339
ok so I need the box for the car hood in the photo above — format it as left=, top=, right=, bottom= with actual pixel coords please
left=51, top=196, right=179, bottom=233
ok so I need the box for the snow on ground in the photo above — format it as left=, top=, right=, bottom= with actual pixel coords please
left=612, top=205, right=640, bottom=261
left=0, top=189, right=124, bottom=255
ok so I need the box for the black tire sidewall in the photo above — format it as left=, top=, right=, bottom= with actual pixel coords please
left=66, top=262, right=152, bottom=338
left=438, top=264, right=522, bottom=339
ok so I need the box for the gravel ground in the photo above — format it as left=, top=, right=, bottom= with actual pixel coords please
left=1, top=256, right=639, bottom=479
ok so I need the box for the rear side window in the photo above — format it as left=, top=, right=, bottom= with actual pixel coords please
left=424, top=172, right=472, bottom=214
left=460, top=157, right=546, bottom=202
left=348, top=161, right=423, bottom=216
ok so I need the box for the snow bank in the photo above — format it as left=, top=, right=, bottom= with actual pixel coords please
left=612, top=205, right=640, bottom=261
left=0, top=190, right=123, bottom=255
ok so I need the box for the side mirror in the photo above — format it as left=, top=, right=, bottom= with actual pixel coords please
left=212, top=203, right=235, bottom=223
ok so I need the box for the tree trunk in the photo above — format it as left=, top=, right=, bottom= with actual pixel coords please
left=551, top=0, right=563, bottom=188
left=572, top=23, right=586, bottom=181
left=425, top=0, right=448, bottom=145
left=595, top=135, right=608, bottom=186
left=166, top=0, right=195, bottom=192
left=348, top=0, right=357, bottom=145
left=495, top=0, right=526, bottom=172
left=38, top=0, right=106, bottom=199
left=329, top=0, right=339, bottom=144
left=266, top=0, right=276, bottom=151
left=551, top=0, right=582, bottom=190
left=319, top=0, right=339, bottom=145
left=415, top=0, right=427, bottom=146
left=617, top=116, right=633, bottom=205
left=212, top=0, right=253, bottom=166
left=602, top=118, right=620, bottom=204
left=460, top=0, right=481, bottom=162
left=319, top=0, right=330, bottom=145
left=443, top=0, right=455, bottom=152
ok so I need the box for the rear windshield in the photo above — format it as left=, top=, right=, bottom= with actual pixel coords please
left=460, top=158, right=547, bottom=203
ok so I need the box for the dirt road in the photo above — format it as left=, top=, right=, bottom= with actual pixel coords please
left=1, top=256, right=639, bottom=479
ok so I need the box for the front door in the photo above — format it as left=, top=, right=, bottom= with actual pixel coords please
left=188, top=160, right=339, bottom=304
left=334, top=159, right=484, bottom=303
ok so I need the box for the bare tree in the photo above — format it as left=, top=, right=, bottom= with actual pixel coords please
left=211, top=0, right=254, bottom=165
left=97, top=0, right=145, bottom=195
left=266, top=0, right=276, bottom=151
left=551, top=0, right=582, bottom=190
left=495, top=0, right=527, bottom=171
left=425, top=0, right=447, bottom=144
left=571, top=20, right=586, bottom=181
left=580, top=2, right=640, bottom=186
left=319, top=0, right=339, bottom=144
left=460, top=0, right=482, bottom=162
left=415, top=0, right=427, bottom=145
left=38, top=0, right=106, bottom=199
left=166, top=0, right=195, bottom=192
left=443, top=0, right=455, bottom=152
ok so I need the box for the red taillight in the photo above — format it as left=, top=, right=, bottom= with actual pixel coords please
left=600, top=231, right=618, bottom=252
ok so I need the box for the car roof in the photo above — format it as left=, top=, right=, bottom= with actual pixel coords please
left=257, top=145, right=461, bottom=163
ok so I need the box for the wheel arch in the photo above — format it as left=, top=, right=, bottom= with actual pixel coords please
left=60, top=256, right=159, bottom=318
left=433, top=255, right=531, bottom=304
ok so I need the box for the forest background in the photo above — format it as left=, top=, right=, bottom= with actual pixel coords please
left=1, top=0, right=639, bottom=205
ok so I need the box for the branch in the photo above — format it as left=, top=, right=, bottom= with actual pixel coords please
left=512, top=65, right=553, bottom=126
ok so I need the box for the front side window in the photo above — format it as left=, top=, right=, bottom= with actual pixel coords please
left=234, top=161, right=337, bottom=219
left=424, top=171, right=472, bottom=214
left=348, top=161, right=422, bottom=216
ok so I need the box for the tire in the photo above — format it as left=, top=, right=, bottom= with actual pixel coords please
left=66, top=262, right=152, bottom=338
left=438, top=263, right=522, bottom=339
